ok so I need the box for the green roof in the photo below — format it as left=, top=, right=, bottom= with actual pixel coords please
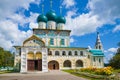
left=89, top=49, right=104, bottom=56
left=57, top=16, right=66, bottom=24
left=37, top=14, right=48, bottom=23
left=46, top=10, right=57, bottom=21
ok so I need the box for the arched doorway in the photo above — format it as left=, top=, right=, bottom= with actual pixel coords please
left=48, top=60, right=59, bottom=70
left=27, top=51, right=34, bottom=59
left=27, top=51, right=42, bottom=71
left=76, top=60, right=83, bottom=67
left=35, top=52, right=42, bottom=71
left=27, top=51, right=34, bottom=71
left=63, top=60, right=71, bottom=67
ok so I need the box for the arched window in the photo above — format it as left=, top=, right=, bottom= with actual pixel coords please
left=48, top=51, right=52, bottom=56
left=68, top=51, right=72, bottom=56
left=55, top=51, right=59, bottom=56
left=99, top=46, right=101, bottom=49
left=76, top=60, right=83, bottom=67
left=80, top=51, right=83, bottom=56
left=88, top=55, right=90, bottom=59
left=75, top=51, right=78, bottom=56
left=63, top=60, right=71, bottom=67
left=62, top=51, right=66, bottom=56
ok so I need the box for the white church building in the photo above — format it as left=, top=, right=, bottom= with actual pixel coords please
left=13, top=1, right=104, bottom=73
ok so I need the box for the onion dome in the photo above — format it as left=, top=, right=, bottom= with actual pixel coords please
left=37, top=14, right=48, bottom=23
left=46, top=10, right=57, bottom=21
left=57, top=16, right=66, bottom=24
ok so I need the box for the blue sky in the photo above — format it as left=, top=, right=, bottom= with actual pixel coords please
left=0, top=0, right=120, bottom=63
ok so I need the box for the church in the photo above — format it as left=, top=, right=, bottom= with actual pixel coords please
left=14, top=1, right=104, bottom=73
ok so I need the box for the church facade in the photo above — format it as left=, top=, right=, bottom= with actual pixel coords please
left=14, top=7, right=104, bottom=73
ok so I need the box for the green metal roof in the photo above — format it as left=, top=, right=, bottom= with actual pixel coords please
left=57, top=16, right=66, bottom=24
left=37, top=14, right=48, bottom=23
left=46, top=10, right=57, bottom=21
left=89, top=49, right=104, bottom=56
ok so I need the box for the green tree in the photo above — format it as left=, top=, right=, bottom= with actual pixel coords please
left=109, top=42, right=120, bottom=69
left=0, top=47, right=14, bottom=67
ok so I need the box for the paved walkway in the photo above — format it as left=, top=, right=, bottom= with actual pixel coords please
left=0, top=70, right=88, bottom=80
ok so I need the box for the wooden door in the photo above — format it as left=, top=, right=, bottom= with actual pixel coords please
left=38, top=59, right=42, bottom=71
left=27, top=60, right=34, bottom=71
left=48, top=61, right=59, bottom=70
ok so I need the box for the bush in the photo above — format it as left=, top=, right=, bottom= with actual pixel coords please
left=80, top=66, right=113, bottom=75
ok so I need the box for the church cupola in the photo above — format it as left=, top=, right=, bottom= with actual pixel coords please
left=46, top=0, right=57, bottom=29
left=56, top=6, right=66, bottom=30
left=95, top=32, right=103, bottom=50
left=46, top=10, right=57, bottom=21
left=37, top=4, right=47, bottom=29
left=57, top=16, right=66, bottom=30
left=37, top=14, right=48, bottom=29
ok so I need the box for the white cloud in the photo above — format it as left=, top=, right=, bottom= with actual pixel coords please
left=88, top=46, right=92, bottom=49
left=29, top=22, right=38, bottom=29
left=0, top=20, right=32, bottom=50
left=104, top=47, right=118, bottom=63
left=65, top=11, right=102, bottom=36
left=70, top=37, right=75, bottom=43
left=0, top=0, right=40, bottom=20
left=0, top=0, right=40, bottom=50
left=64, top=0, right=120, bottom=36
left=108, top=47, right=117, bottom=53
left=113, top=25, right=120, bottom=32
left=62, top=0, right=76, bottom=9
left=87, top=0, right=120, bottom=24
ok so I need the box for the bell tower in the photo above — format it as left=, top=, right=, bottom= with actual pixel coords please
left=95, top=32, right=103, bottom=50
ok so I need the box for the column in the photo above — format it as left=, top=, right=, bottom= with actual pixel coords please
left=42, top=48, right=48, bottom=72
left=20, top=49, right=27, bottom=73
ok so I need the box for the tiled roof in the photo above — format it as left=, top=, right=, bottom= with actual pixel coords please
left=89, top=49, right=104, bottom=56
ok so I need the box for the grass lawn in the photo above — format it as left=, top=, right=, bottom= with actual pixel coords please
left=0, top=70, right=14, bottom=74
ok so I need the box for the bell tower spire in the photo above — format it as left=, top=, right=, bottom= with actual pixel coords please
left=95, top=32, right=103, bottom=50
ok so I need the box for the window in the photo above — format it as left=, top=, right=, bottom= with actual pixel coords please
left=99, top=58, right=101, bottom=63
left=75, top=51, right=78, bottom=56
left=88, top=55, right=90, bottom=59
left=60, top=39, right=65, bottom=45
left=55, top=51, right=59, bottom=56
left=80, top=51, right=83, bottom=56
left=50, top=38, right=54, bottom=45
left=48, top=51, right=52, bottom=56
left=68, top=51, right=72, bottom=56
left=93, top=57, right=96, bottom=62
left=99, top=46, right=101, bottom=49
left=62, top=51, right=66, bottom=56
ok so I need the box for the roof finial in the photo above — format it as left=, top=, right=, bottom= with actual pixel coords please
left=42, top=4, right=44, bottom=14
left=60, top=6, right=62, bottom=15
left=50, top=0, right=53, bottom=10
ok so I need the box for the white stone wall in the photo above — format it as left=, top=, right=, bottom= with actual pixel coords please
left=47, top=48, right=91, bottom=69
left=91, top=56, right=104, bottom=68
left=20, top=47, right=48, bottom=73
left=38, top=22, right=46, bottom=29
left=57, top=23, right=64, bottom=30
left=47, top=21, right=56, bottom=29
left=41, top=35, right=70, bottom=47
